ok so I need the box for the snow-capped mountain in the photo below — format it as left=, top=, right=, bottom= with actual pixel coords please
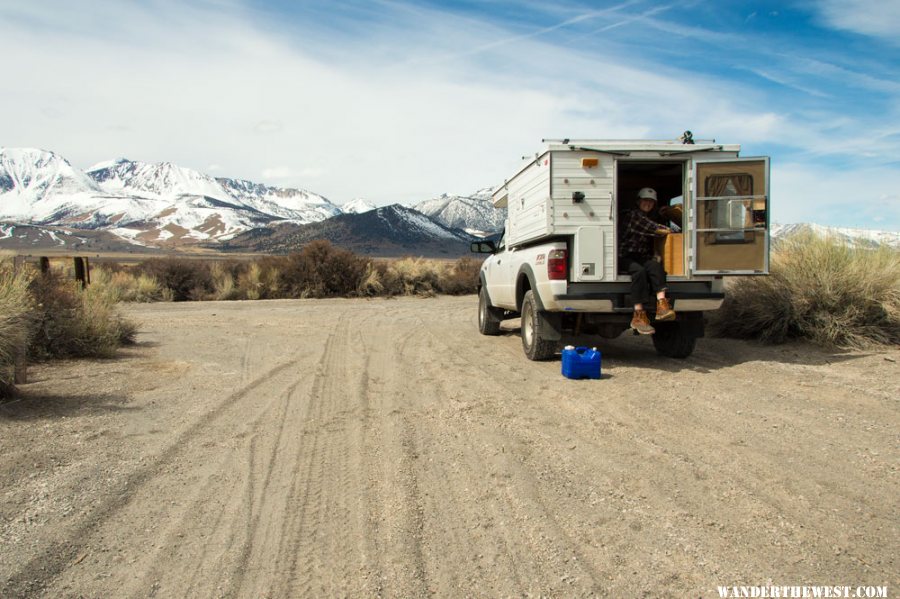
left=0, top=148, right=111, bottom=222
left=341, top=198, right=377, bottom=214
left=1, top=149, right=342, bottom=246
left=413, top=188, right=505, bottom=236
left=771, top=223, right=900, bottom=250
left=223, top=203, right=473, bottom=257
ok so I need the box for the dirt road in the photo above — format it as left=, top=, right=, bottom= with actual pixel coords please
left=1, top=296, right=897, bottom=597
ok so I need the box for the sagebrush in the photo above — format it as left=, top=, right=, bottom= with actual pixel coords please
left=0, top=259, right=34, bottom=393
left=709, top=233, right=900, bottom=349
left=28, top=269, right=137, bottom=360
left=102, top=242, right=481, bottom=302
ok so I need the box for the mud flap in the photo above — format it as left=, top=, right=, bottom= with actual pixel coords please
left=537, top=310, right=563, bottom=341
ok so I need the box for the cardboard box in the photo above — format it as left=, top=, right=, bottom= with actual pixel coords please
left=655, top=233, right=684, bottom=276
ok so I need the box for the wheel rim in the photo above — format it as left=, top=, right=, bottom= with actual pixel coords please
left=522, top=304, right=534, bottom=348
left=478, top=292, right=486, bottom=328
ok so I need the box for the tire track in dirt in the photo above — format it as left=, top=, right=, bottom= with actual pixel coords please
left=236, top=311, right=377, bottom=598
left=391, top=308, right=607, bottom=595
left=406, top=298, right=899, bottom=594
left=6, top=356, right=305, bottom=598
left=5, top=297, right=896, bottom=597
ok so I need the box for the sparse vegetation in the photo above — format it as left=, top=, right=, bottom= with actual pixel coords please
left=96, top=241, right=482, bottom=302
left=28, top=269, right=137, bottom=360
left=709, top=232, right=900, bottom=349
left=1, top=258, right=137, bottom=398
left=0, top=258, right=34, bottom=394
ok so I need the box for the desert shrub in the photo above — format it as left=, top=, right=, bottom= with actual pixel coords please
left=138, top=258, right=214, bottom=301
left=28, top=269, right=137, bottom=360
left=709, top=233, right=900, bottom=349
left=357, top=262, right=385, bottom=297
left=437, top=257, right=481, bottom=295
left=384, top=257, right=441, bottom=297
left=91, top=266, right=166, bottom=303
left=0, top=259, right=34, bottom=395
left=277, top=240, right=371, bottom=298
left=252, top=257, right=286, bottom=299
left=209, top=261, right=250, bottom=301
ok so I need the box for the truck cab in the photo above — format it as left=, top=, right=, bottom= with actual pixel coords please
left=473, top=136, right=770, bottom=360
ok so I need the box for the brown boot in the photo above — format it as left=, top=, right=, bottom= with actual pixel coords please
left=655, top=297, right=676, bottom=322
left=630, top=309, right=656, bottom=335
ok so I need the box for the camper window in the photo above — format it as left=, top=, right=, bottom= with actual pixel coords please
left=703, top=173, right=753, bottom=244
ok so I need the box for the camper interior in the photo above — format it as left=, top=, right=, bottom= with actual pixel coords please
left=615, top=160, right=686, bottom=277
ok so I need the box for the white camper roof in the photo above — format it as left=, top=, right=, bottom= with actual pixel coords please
left=542, top=138, right=740, bottom=153
left=492, top=138, right=742, bottom=207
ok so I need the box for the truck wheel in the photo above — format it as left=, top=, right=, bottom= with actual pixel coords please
left=521, top=290, right=557, bottom=361
left=652, top=322, right=696, bottom=359
left=478, top=287, right=503, bottom=336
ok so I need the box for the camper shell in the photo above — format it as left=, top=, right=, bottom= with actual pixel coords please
left=492, top=139, right=770, bottom=280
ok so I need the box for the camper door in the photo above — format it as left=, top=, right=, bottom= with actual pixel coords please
left=691, top=157, right=770, bottom=275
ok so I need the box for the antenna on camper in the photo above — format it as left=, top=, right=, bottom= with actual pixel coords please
left=681, top=131, right=695, bottom=144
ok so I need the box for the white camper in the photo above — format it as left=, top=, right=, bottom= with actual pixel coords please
left=473, top=136, right=771, bottom=359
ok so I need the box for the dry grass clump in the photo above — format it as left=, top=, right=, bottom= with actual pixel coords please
left=92, top=266, right=169, bottom=302
left=28, top=269, right=137, bottom=360
left=437, top=257, right=481, bottom=295
left=78, top=241, right=481, bottom=304
left=0, top=259, right=34, bottom=394
left=136, top=258, right=214, bottom=301
left=361, top=257, right=480, bottom=297
left=239, top=260, right=281, bottom=300
left=709, top=233, right=900, bottom=349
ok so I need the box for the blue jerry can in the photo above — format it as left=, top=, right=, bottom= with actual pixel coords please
left=561, top=346, right=602, bottom=380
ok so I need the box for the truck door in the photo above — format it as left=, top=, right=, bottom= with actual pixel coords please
left=482, top=232, right=516, bottom=309
left=691, top=157, right=770, bottom=275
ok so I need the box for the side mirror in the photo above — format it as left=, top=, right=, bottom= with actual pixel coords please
left=470, top=240, right=497, bottom=254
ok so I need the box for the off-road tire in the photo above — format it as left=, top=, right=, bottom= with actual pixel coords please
left=478, top=287, right=503, bottom=336
left=521, top=290, right=557, bottom=361
left=652, top=321, right=696, bottom=359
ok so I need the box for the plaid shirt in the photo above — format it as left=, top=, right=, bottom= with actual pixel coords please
left=619, top=209, right=671, bottom=259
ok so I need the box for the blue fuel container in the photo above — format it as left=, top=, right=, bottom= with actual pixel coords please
left=561, top=346, right=602, bottom=380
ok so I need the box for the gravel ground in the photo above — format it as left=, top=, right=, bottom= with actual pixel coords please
left=1, top=295, right=897, bottom=598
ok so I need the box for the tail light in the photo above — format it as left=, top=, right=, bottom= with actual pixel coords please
left=548, top=249, right=567, bottom=280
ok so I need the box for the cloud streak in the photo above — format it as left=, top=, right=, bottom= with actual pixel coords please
left=1, top=0, right=898, bottom=229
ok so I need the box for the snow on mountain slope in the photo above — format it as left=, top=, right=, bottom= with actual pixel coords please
left=341, top=198, right=377, bottom=214
left=0, top=148, right=107, bottom=222
left=375, top=204, right=471, bottom=242
left=413, top=187, right=505, bottom=235
left=1, top=149, right=347, bottom=245
left=87, top=158, right=228, bottom=200
left=217, top=177, right=342, bottom=222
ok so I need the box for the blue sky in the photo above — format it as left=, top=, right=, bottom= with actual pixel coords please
left=1, top=0, right=899, bottom=229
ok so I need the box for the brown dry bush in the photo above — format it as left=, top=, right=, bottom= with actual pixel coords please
left=437, top=257, right=481, bottom=295
left=28, top=269, right=137, bottom=360
left=137, top=258, right=214, bottom=301
left=384, top=257, right=441, bottom=297
left=709, top=233, right=900, bottom=349
left=209, top=260, right=250, bottom=301
left=0, top=259, right=34, bottom=395
left=277, top=240, right=371, bottom=298
left=242, top=257, right=283, bottom=300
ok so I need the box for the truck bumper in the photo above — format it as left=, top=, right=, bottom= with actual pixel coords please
left=550, top=291, right=725, bottom=313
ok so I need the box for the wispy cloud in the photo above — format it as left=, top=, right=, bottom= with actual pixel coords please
left=1, top=0, right=898, bottom=228
left=814, top=0, right=900, bottom=44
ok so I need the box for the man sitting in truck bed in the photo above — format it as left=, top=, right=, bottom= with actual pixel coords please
left=619, top=187, right=676, bottom=335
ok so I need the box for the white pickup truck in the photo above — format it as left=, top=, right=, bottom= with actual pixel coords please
left=472, top=137, right=771, bottom=360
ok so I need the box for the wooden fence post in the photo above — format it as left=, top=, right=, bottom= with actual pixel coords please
left=74, top=257, right=86, bottom=288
